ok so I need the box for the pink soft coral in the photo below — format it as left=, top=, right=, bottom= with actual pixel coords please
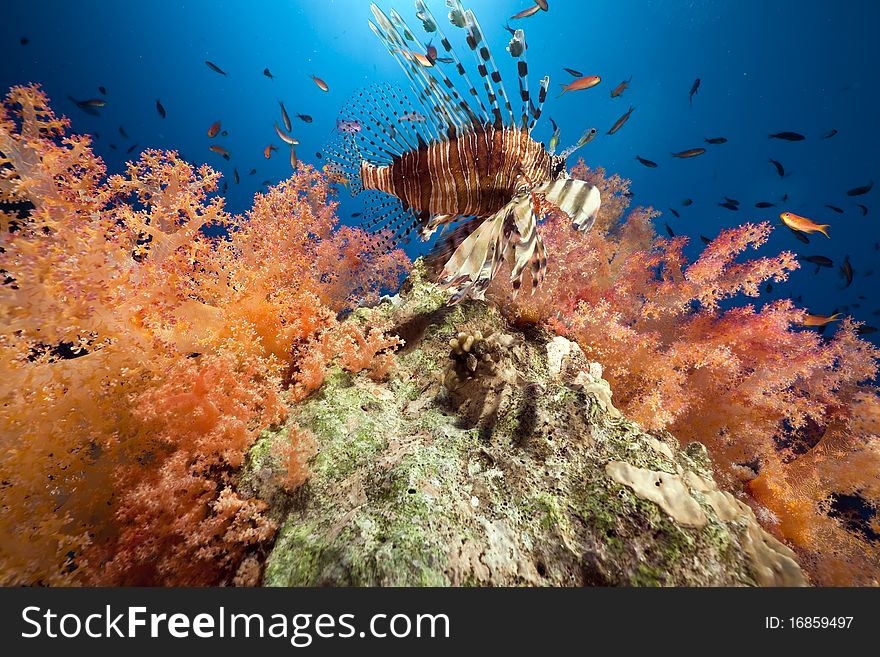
left=0, top=85, right=410, bottom=585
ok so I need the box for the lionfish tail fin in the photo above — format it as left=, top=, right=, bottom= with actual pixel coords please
left=536, top=179, right=602, bottom=232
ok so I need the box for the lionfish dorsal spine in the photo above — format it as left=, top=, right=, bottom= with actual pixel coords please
left=509, top=28, right=530, bottom=130
left=529, top=76, right=549, bottom=131
left=415, top=0, right=492, bottom=125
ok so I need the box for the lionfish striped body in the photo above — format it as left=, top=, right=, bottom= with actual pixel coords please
left=325, top=0, right=601, bottom=303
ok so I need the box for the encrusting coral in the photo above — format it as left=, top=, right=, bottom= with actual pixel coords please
left=0, top=85, right=409, bottom=585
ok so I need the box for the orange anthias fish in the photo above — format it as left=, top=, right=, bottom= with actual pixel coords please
left=311, top=75, right=329, bottom=92
left=511, top=5, right=541, bottom=20
left=610, top=76, right=631, bottom=98
left=264, top=144, right=278, bottom=159
left=207, top=120, right=221, bottom=138
left=672, top=148, right=706, bottom=158
left=208, top=145, right=230, bottom=160
left=801, top=313, right=841, bottom=327
left=780, top=211, right=831, bottom=238
left=559, top=75, right=601, bottom=96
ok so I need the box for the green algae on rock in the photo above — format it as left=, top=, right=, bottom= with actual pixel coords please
left=245, top=260, right=807, bottom=587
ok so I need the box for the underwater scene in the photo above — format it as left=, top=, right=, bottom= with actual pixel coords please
left=1, top=0, right=879, bottom=587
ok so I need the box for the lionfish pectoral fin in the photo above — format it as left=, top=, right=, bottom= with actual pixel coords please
left=535, top=179, right=601, bottom=232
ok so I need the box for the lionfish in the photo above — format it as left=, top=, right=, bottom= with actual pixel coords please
left=325, top=0, right=601, bottom=303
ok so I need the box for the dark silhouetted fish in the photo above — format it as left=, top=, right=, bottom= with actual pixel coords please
left=315, top=151, right=322, bottom=159
left=825, top=204, right=843, bottom=214
left=841, top=255, right=853, bottom=288
left=563, top=67, right=583, bottom=77
left=297, top=114, right=313, bottom=123
left=672, top=148, right=705, bottom=158
left=156, top=99, right=166, bottom=118
left=99, top=86, right=107, bottom=95
left=668, top=207, right=680, bottom=218
left=205, top=60, right=227, bottom=76
left=635, top=155, right=657, bottom=168
left=704, top=137, right=727, bottom=144
left=20, top=36, right=29, bottom=45
left=67, top=96, right=102, bottom=116
left=221, top=130, right=228, bottom=137
left=801, top=255, right=833, bottom=267
left=108, top=144, right=117, bottom=150
left=700, top=235, right=711, bottom=245
left=689, top=78, right=700, bottom=106
left=352, top=212, right=363, bottom=217
left=263, top=67, right=274, bottom=80
left=790, top=229, right=809, bottom=244
left=681, top=198, right=693, bottom=206
left=822, top=129, right=837, bottom=139
left=755, top=201, right=775, bottom=208
left=261, top=180, right=271, bottom=186
left=249, top=168, right=257, bottom=175
left=233, top=168, right=240, bottom=184
left=118, top=125, right=128, bottom=139
left=769, top=131, right=805, bottom=141
left=769, top=159, right=785, bottom=177
left=607, top=106, right=634, bottom=135
left=723, top=197, right=740, bottom=205
left=857, top=325, right=877, bottom=335
left=765, top=282, right=773, bottom=293
left=279, top=101, right=292, bottom=132
left=222, top=182, right=228, bottom=193
left=858, top=204, right=868, bottom=216
left=719, top=202, right=739, bottom=211
left=847, top=181, right=873, bottom=196
left=665, top=223, right=675, bottom=237
left=610, top=76, right=632, bottom=98
left=126, top=143, right=138, bottom=154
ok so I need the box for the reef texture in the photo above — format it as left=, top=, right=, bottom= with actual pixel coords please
left=244, top=262, right=806, bottom=587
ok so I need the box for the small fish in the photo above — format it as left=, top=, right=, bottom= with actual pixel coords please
left=635, top=155, right=657, bottom=168
left=435, top=57, right=453, bottom=64
left=681, top=199, right=693, bottom=206
left=248, top=168, right=256, bottom=175
left=205, top=60, right=227, bottom=76
left=857, top=325, right=878, bottom=335
left=296, top=114, right=313, bottom=123
left=20, top=37, right=29, bottom=46
left=769, top=131, right=805, bottom=141
left=155, top=99, right=166, bottom=118
left=398, top=113, right=425, bottom=123
left=847, top=181, right=873, bottom=196
left=98, top=86, right=107, bottom=95
left=704, top=137, right=727, bottom=144
left=126, top=143, right=138, bottom=154
left=801, top=255, right=832, bottom=267
left=426, top=41, right=438, bottom=64
left=858, top=204, right=868, bottom=216
left=719, top=202, right=739, bottom=211
left=233, top=168, right=240, bottom=184
left=801, top=313, right=840, bottom=327
left=841, top=255, right=853, bottom=288
left=610, top=76, right=632, bottom=98
left=790, top=229, right=809, bottom=244
left=208, top=145, right=230, bottom=160
left=563, top=67, right=583, bottom=77
left=825, top=204, right=844, bottom=214
left=264, top=144, right=278, bottom=159
left=559, top=76, right=601, bottom=96
left=311, top=75, right=329, bottom=92
left=337, top=118, right=363, bottom=133
left=668, top=207, right=680, bottom=218
left=664, top=223, right=675, bottom=237
left=279, top=101, right=292, bottom=132
left=534, top=0, right=549, bottom=9
left=68, top=96, right=105, bottom=114
left=274, top=123, right=299, bottom=146
left=289, top=144, right=298, bottom=169
left=607, top=106, right=634, bottom=135
left=723, top=197, right=740, bottom=205
left=755, top=201, right=775, bottom=208
left=689, top=78, right=700, bottom=106
left=263, top=67, right=274, bottom=80
left=315, top=151, right=322, bottom=159
left=672, top=148, right=705, bottom=158
left=511, top=5, right=541, bottom=20
left=782, top=193, right=789, bottom=201
left=222, top=182, right=227, bottom=193
left=221, top=130, right=228, bottom=137
left=261, top=180, right=271, bottom=187
left=765, top=282, right=773, bottom=293
left=573, top=127, right=598, bottom=148
left=548, top=123, right=561, bottom=153
left=118, top=125, right=128, bottom=138
left=781, top=212, right=830, bottom=237
left=208, top=121, right=221, bottom=138
left=109, top=144, right=117, bottom=150
left=822, top=129, right=837, bottom=139
left=769, top=159, right=785, bottom=177
left=502, top=22, right=516, bottom=36
left=700, top=235, right=712, bottom=245
left=352, top=212, right=363, bottom=218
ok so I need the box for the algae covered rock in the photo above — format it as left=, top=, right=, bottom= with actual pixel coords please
left=244, top=261, right=806, bottom=587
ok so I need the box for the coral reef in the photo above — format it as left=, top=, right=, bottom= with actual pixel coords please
left=250, top=263, right=806, bottom=587
left=0, top=85, right=409, bottom=585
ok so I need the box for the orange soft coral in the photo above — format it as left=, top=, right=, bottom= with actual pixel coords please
left=488, top=164, right=880, bottom=585
left=0, top=85, right=410, bottom=585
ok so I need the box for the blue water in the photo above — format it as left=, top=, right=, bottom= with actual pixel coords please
left=3, top=0, right=879, bottom=327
